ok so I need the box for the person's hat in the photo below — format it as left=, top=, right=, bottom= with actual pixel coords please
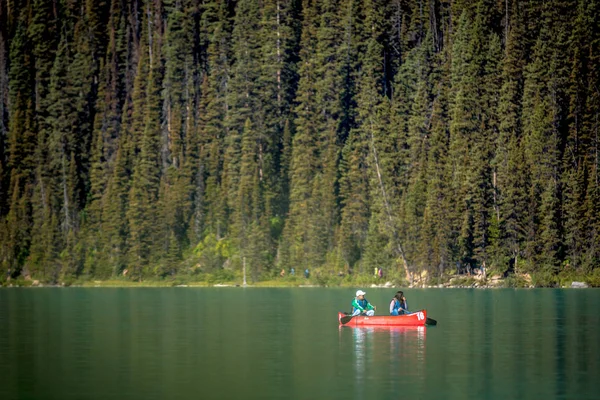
left=356, top=290, right=366, bottom=296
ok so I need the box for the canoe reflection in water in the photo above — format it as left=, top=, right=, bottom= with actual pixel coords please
left=339, top=325, right=427, bottom=391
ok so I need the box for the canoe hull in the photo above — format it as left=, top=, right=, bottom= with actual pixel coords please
left=338, top=310, right=428, bottom=326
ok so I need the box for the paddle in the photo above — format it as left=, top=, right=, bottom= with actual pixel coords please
left=340, top=310, right=374, bottom=324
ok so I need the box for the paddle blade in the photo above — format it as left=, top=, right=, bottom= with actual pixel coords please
left=426, top=317, right=437, bottom=325
left=340, top=315, right=354, bottom=325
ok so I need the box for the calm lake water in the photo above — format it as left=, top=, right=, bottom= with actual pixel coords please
left=1, top=288, right=599, bottom=399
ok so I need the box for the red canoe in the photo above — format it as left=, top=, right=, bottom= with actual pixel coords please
left=338, top=310, right=429, bottom=326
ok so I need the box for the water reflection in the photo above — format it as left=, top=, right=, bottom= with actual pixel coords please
left=340, top=325, right=427, bottom=395
left=2, top=289, right=599, bottom=400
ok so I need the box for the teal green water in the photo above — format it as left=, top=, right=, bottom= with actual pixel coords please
left=1, top=288, right=599, bottom=399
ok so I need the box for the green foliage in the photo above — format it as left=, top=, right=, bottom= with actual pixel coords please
left=0, top=0, right=598, bottom=286
left=586, top=269, right=600, bottom=288
left=205, top=269, right=238, bottom=284
left=502, top=274, right=530, bottom=288
left=192, top=234, right=233, bottom=272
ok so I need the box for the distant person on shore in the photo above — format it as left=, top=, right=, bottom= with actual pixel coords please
left=280, top=268, right=285, bottom=277
left=389, top=291, right=408, bottom=316
left=351, top=290, right=376, bottom=316
left=304, top=268, right=310, bottom=279
left=290, top=267, right=295, bottom=276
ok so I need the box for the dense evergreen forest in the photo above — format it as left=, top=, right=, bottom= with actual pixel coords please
left=1, top=0, right=599, bottom=286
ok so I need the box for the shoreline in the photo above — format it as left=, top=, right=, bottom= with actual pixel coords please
left=1, top=277, right=594, bottom=289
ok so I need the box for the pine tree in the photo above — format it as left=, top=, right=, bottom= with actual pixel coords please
left=471, top=32, right=502, bottom=264
left=338, top=128, right=369, bottom=269
left=282, top=0, right=320, bottom=269
left=195, top=0, right=232, bottom=241
left=494, top=0, right=525, bottom=269
left=236, top=119, right=260, bottom=246
left=257, top=0, right=298, bottom=219
left=85, top=0, right=129, bottom=271
left=127, top=3, right=164, bottom=278
left=562, top=0, right=592, bottom=272
left=538, top=177, right=561, bottom=274
left=5, top=17, right=36, bottom=276
left=581, top=0, right=600, bottom=273
left=447, top=10, right=480, bottom=265
left=521, top=34, right=560, bottom=269
left=362, top=0, right=412, bottom=278
left=228, top=0, right=261, bottom=130
left=562, top=165, right=586, bottom=269
left=421, top=60, right=452, bottom=276
left=402, top=33, right=433, bottom=271
left=582, top=162, right=599, bottom=272
left=99, top=133, right=131, bottom=277
left=306, top=0, right=347, bottom=268
left=0, top=0, right=9, bottom=217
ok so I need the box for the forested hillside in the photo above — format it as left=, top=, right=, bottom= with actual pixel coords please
left=1, top=0, right=599, bottom=285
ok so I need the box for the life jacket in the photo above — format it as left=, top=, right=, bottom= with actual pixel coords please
left=351, top=298, right=371, bottom=313
left=390, top=298, right=408, bottom=314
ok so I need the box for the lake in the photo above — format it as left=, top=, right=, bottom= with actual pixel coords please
left=1, top=288, right=599, bottom=399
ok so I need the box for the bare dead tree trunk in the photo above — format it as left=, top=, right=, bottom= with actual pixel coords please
left=368, top=118, right=412, bottom=284
left=258, top=142, right=264, bottom=181
left=147, top=2, right=153, bottom=65
left=276, top=0, right=282, bottom=110
left=505, top=0, right=509, bottom=44
left=493, top=170, right=499, bottom=220
left=62, top=155, right=71, bottom=234
left=591, top=108, right=599, bottom=261
left=195, top=163, right=205, bottom=238
left=429, top=0, right=438, bottom=52
left=0, top=2, right=7, bottom=144
left=164, top=98, right=172, bottom=169
left=419, top=0, right=423, bottom=43
left=185, top=65, right=192, bottom=164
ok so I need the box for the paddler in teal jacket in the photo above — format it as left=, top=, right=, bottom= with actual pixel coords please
left=351, top=290, right=376, bottom=316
